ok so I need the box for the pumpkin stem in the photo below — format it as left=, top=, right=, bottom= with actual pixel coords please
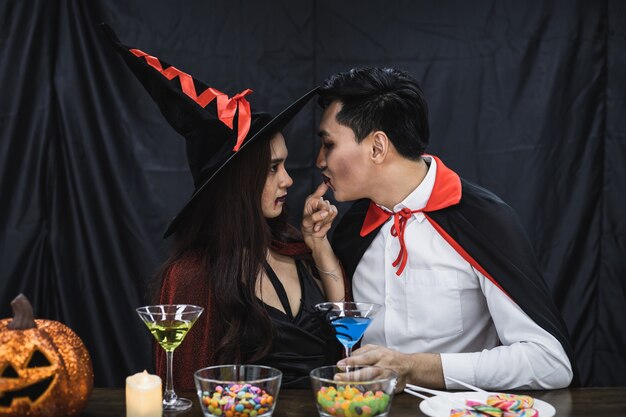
left=7, top=293, right=37, bottom=330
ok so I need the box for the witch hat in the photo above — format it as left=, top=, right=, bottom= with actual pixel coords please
left=101, top=24, right=318, bottom=237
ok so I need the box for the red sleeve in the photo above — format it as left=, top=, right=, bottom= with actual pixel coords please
left=155, top=252, right=214, bottom=390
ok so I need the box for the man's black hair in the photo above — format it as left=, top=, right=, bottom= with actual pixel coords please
left=318, top=67, right=429, bottom=159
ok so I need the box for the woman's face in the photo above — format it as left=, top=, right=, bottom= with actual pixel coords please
left=261, top=133, right=293, bottom=218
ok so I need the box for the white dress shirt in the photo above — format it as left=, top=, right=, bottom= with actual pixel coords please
left=352, top=156, right=573, bottom=390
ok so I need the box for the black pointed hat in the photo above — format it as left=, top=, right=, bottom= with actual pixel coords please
left=101, top=24, right=318, bottom=238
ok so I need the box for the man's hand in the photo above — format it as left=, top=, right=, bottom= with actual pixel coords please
left=337, top=344, right=445, bottom=392
left=301, top=182, right=338, bottom=249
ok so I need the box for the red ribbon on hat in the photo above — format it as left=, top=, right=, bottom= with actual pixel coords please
left=217, top=90, right=252, bottom=151
left=130, top=49, right=252, bottom=152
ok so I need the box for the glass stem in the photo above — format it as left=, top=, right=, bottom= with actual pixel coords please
left=163, top=350, right=177, bottom=405
left=344, top=345, right=352, bottom=358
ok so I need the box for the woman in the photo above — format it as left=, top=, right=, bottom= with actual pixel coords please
left=156, top=116, right=346, bottom=389
left=104, top=24, right=346, bottom=389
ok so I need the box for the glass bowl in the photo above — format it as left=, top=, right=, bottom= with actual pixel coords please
left=194, top=365, right=282, bottom=417
left=310, top=365, right=398, bottom=417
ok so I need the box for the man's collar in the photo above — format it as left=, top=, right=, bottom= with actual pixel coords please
left=359, top=155, right=462, bottom=237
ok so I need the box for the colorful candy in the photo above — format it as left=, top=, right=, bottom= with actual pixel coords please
left=463, top=401, right=503, bottom=417
left=503, top=410, right=539, bottom=417
left=486, top=394, right=534, bottom=411
left=200, top=383, right=274, bottom=417
left=450, top=410, right=489, bottom=417
left=316, top=385, right=391, bottom=417
left=448, top=393, right=538, bottom=417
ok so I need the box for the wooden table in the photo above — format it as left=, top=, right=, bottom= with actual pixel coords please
left=81, top=387, right=626, bottom=416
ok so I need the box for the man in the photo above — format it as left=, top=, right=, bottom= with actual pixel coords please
left=315, top=67, right=575, bottom=390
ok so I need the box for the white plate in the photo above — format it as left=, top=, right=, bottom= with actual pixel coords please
left=419, top=391, right=555, bottom=417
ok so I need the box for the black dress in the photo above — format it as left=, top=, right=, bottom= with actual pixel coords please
left=245, top=260, right=342, bottom=388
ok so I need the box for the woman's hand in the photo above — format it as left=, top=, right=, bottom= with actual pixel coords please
left=302, top=182, right=344, bottom=301
left=301, top=182, right=338, bottom=248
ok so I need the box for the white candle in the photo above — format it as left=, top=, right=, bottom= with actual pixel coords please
left=126, top=370, right=162, bottom=417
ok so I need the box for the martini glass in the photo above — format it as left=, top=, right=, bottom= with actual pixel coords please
left=315, top=302, right=381, bottom=358
left=136, top=304, right=204, bottom=412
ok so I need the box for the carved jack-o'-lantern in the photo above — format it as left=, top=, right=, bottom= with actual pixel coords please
left=0, top=294, right=94, bottom=416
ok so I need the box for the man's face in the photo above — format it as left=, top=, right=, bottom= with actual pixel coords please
left=316, top=101, right=372, bottom=202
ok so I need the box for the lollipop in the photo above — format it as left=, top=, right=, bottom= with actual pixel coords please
left=487, top=394, right=534, bottom=412
left=447, top=392, right=540, bottom=417
left=503, top=409, right=539, bottom=417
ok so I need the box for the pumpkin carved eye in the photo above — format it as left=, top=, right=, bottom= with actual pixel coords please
left=26, top=349, right=51, bottom=368
left=1, top=364, right=19, bottom=378
left=0, top=349, right=56, bottom=409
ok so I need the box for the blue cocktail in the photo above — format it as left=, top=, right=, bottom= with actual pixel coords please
left=330, top=316, right=372, bottom=348
left=315, top=302, right=381, bottom=357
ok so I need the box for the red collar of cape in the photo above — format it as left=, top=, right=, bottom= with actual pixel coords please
left=360, top=155, right=462, bottom=237
left=357, top=154, right=509, bottom=296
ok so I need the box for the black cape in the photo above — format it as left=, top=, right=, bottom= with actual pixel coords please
left=332, top=158, right=578, bottom=386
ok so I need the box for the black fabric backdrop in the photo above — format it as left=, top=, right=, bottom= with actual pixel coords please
left=1, top=0, right=624, bottom=387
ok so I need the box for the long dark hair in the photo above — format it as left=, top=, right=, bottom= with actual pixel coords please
left=156, top=130, right=299, bottom=363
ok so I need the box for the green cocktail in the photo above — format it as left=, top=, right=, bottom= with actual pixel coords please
left=137, top=304, right=204, bottom=412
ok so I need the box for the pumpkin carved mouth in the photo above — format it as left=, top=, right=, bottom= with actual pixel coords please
left=0, top=375, right=55, bottom=407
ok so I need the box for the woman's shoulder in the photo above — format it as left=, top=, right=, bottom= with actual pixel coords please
left=166, top=249, right=206, bottom=278
left=159, top=249, right=209, bottom=304
left=162, top=250, right=207, bottom=288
